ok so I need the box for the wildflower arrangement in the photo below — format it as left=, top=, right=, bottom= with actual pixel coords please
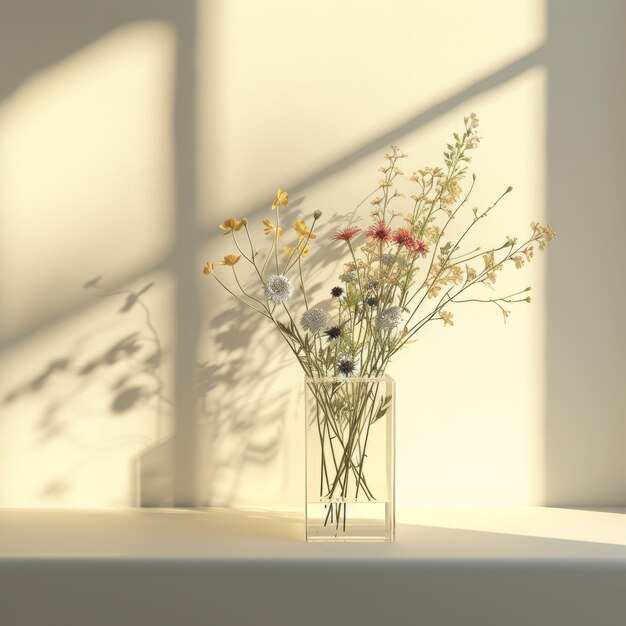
left=203, top=114, right=555, bottom=537
left=204, top=114, right=554, bottom=378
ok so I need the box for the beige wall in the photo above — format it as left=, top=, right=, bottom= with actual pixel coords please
left=0, top=0, right=623, bottom=508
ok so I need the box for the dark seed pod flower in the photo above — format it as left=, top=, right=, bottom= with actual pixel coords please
left=337, top=354, right=358, bottom=377
left=324, top=325, right=342, bottom=342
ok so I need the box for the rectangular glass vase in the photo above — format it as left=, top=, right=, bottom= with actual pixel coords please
left=305, top=376, right=395, bottom=542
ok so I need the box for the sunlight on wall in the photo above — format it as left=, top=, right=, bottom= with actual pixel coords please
left=0, top=23, right=176, bottom=506
left=0, top=22, right=175, bottom=344
left=197, top=0, right=547, bottom=506
left=198, top=0, right=545, bottom=223
left=393, top=68, right=547, bottom=505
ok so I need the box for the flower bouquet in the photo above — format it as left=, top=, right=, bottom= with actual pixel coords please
left=203, top=114, right=555, bottom=541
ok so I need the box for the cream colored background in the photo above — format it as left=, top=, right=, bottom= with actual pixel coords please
left=0, top=0, right=624, bottom=508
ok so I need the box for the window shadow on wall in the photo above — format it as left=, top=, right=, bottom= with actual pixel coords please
left=4, top=0, right=622, bottom=509
left=0, top=0, right=201, bottom=506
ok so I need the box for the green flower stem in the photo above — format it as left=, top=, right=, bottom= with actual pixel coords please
left=274, top=206, right=281, bottom=274
left=211, top=274, right=270, bottom=318
left=242, top=223, right=266, bottom=284
left=309, top=382, right=377, bottom=503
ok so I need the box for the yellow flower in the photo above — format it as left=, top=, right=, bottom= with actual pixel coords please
left=262, top=218, right=283, bottom=237
left=219, top=218, right=244, bottom=235
left=440, top=310, right=454, bottom=326
left=293, top=220, right=317, bottom=240
left=202, top=261, right=215, bottom=275
left=272, top=189, right=289, bottom=210
left=220, top=254, right=241, bottom=266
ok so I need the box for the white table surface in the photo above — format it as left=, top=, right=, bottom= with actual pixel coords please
left=0, top=506, right=626, bottom=559
left=1, top=507, right=626, bottom=626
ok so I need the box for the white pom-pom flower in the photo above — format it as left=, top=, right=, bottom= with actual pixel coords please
left=300, top=308, right=329, bottom=334
left=375, top=306, right=402, bottom=331
left=264, top=274, right=294, bottom=304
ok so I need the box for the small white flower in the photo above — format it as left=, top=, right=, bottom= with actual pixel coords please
left=300, top=308, right=328, bottom=334
left=339, top=272, right=357, bottom=283
left=264, top=274, right=294, bottom=303
left=375, top=307, right=402, bottom=331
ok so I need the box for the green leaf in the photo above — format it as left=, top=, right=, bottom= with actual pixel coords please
left=371, top=395, right=393, bottom=424
left=277, top=321, right=294, bottom=338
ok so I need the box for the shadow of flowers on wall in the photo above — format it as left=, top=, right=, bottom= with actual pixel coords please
left=1, top=277, right=172, bottom=505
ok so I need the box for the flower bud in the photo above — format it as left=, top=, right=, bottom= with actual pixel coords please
left=313, top=210, right=322, bottom=219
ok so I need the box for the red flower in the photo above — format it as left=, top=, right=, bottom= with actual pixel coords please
left=411, top=240, right=428, bottom=257
left=365, top=220, right=392, bottom=242
left=332, top=226, right=361, bottom=241
left=391, top=228, right=417, bottom=250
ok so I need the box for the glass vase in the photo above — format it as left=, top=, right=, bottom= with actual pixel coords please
left=305, top=376, right=395, bottom=542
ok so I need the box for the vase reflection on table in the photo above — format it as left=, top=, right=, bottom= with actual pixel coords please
left=305, top=376, right=395, bottom=542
